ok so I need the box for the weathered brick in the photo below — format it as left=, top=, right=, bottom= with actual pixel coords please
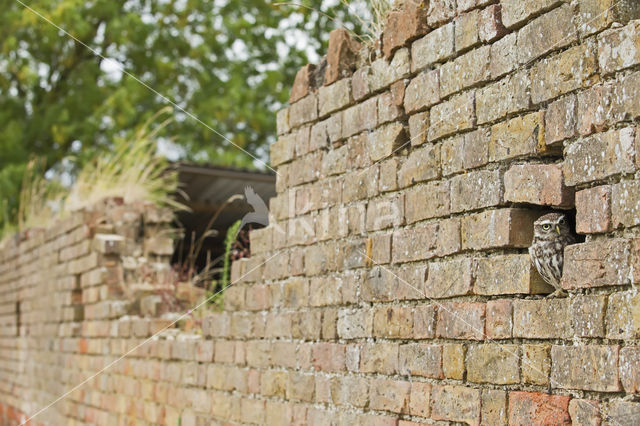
left=342, top=97, right=377, bottom=138
left=360, top=342, right=399, bottom=374
left=569, top=399, right=601, bottom=426
left=479, top=4, right=507, bottom=42
left=373, top=305, right=413, bottom=339
left=489, top=112, right=548, bottom=162
left=501, top=0, right=562, bottom=28
left=382, top=1, right=430, bottom=58
left=490, top=32, right=518, bottom=78
left=606, top=290, right=640, bottom=339
left=576, top=84, right=615, bottom=136
left=455, top=10, right=480, bottom=51
left=461, top=209, right=538, bottom=251
left=365, top=193, right=404, bottom=231
left=405, top=180, right=450, bottom=223
left=287, top=372, right=315, bottom=402
left=440, top=135, right=464, bottom=176
left=407, top=110, right=429, bottom=146
left=576, top=185, right=612, bottom=234
left=411, top=22, right=455, bottom=71
left=517, top=4, right=577, bottom=64
left=424, top=258, right=473, bottom=299
left=342, top=166, right=378, bottom=203
left=325, top=28, right=361, bottom=85
left=545, top=95, right=577, bottom=145
left=508, top=392, right=571, bottom=425
left=429, top=91, right=475, bottom=141
left=409, top=382, right=431, bottom=418
left=351, top=66, right=371, bottom=100
left=312, top=343, right=345, bottom=372
left=571, top=294, right=607, bottom=338
left=463, top=128, right=490, bottom=170
left=442, top=344, right=466, bottom=379
left=467, top=344, right=519, bottom=385
left=271, top=133, right=296, bottom=167
left=436, top=302, right=485, bottom=340
left=607, top=400, right=640, bottom=425
left=522, top=344, right=551, bottom=386
left=551, top=345, right=621, bottom=392
left=377, top=91, right=402, bottom=127
left=404, top=69, right=440, bottom=114
left=413, top=304, right=437, bottom=339
left=369, top=379, right=410, bottom=413
left=598, top=21, right=640, bottom=74
left=564, top=128, right=636, bottom=186
left=370, top=232, right=392, bottom=264
left=477, top=70, right=530, bottom=124
left=431, top=385, right=481, bottom=424
left=399, top=343, right=443, bottom=378
left=504, top=164, right=574, bottom=208
left=276, top=108, right=290, bottom=135
left=398, top=143, right=440, bottom=187
left=290, top=64, right=314, bottom=103
left=440, top=46, right=490, bottom=97
left=620, top=346, right=640, bottom=393
left=531, top=43, right=598, bottom=104
left=370, top=48, right=411, bottom=92
left=481, top=389, right=507, bottom=426
left=337, top=308, right=372, bottom=339
left=427, top=0, right=457, bottom=26
left=368, top=123, right=406, bottom=162
left=289, top=94, right=318, bottom=128
left=486, top=299, right=513, bottom=339
left=612, top=180, right=640, bottom=229
left=378, top=158, right=398, bottom=193
left=283, top=278, right=308, bottom=309
left=513, top=299, right=571, bottom=339
left=392, top=220, right=458, bottom=263
left=562, top=239, right=632, bottom=289
left=450, top=169, right=503, bottom=213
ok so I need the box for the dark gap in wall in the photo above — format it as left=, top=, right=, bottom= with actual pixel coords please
left=15, top=301, right=20, bottom=337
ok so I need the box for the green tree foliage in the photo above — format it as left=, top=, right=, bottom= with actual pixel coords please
left=0, top=0, right=365, bottom=232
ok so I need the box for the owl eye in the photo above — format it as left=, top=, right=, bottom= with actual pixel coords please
left=558, top=218, right=566, bottom=224
left=542, top=224, right=551, bottom=231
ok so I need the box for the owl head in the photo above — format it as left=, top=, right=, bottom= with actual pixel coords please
left=533, top=212, right=571, bottom=240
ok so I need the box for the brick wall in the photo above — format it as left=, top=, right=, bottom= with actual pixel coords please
left=3, top=1, right=640, bottom=424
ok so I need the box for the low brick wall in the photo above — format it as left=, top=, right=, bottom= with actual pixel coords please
left=3, top=1, right=640, bottom=424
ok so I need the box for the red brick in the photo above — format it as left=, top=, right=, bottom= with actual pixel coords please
left=545, top=95, right=577, bottom=145
left=508, top=392, right=571, bottom=425
left=382, top=1, right=430, bottom=58
left=576, top=185, right=612, bottom=234
left=504, top=164, right=574, bottom=208
left=436, top=302, right=485, bottom=340
left=324, top=28, right=361, bottom=85
left=311, top=343, right=345, bottom=372
left=290, top=64, right=315, bottom=103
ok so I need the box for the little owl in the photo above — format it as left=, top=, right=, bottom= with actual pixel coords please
left=529, top=212, right=576, bottom=297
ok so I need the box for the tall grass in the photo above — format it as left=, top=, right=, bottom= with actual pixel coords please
left=0, top=107, right=182, bottom=243
left=66, top=107, right=182, bottom=212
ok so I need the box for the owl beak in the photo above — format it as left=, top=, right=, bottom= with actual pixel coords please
left=556, top=226, right=561, bottom=235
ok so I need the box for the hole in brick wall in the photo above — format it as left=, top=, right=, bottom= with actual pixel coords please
left=170, top=164, right=276, bottom=290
